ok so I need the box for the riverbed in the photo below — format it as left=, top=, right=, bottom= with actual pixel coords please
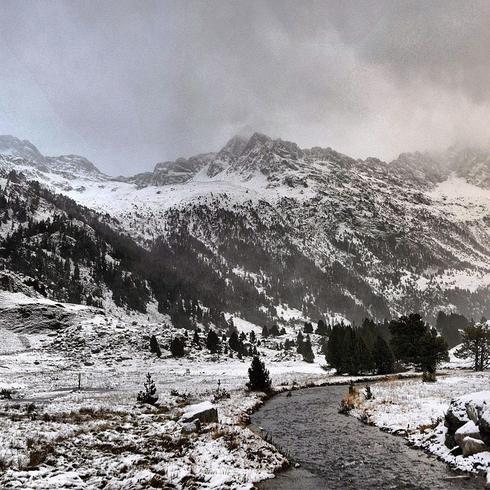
left=251, top=385, right=485, bottom=489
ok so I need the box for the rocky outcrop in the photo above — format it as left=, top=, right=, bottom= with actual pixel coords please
left=445, top=392, right=490, bottom=457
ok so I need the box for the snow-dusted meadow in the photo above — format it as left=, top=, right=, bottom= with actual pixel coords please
left=0, top=291, right=336, bottom=489
left=350, top=372, right=490, bottom=481
left=1, top=289, right=489, bottom=488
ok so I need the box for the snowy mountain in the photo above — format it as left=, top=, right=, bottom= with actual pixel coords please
left=1, top=133, right=490, bottom=324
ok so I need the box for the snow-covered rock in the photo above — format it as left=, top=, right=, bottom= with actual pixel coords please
left=181, top=401, right=218, bottom=424
left=455, top=421, right=481, bottom=446
left=461, top=436, right=488, bottom=457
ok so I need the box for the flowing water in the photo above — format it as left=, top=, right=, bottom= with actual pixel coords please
left=251, top=385, right=485, bottom=489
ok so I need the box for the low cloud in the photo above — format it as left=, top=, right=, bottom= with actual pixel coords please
left=0, top=0, right=489, bottom=174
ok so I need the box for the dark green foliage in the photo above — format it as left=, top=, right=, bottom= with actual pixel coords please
left=389, top=314, right=428, bottom=364
left=454, top=323, right=490, bottom=371
left=418, top=329, right=449, bottom=376
left=389, top=314, right=448, bottom=375
left=326, top=320, right=393, bottom=375
left=262, top=325, right=269, bottom=338
left=206, top=330, right=220, bottom=353
left=137, top=373, right=158, bottom=405
left=316, top=319, right=329, bottom=336
left=325, top=323, right=344, bottom=372
left=373, top=335, right=394, bottom=374
left=296, top=331, right=304, bottom=354
left=436, top=311, right=470, bottom=348
left=303, top=322, right=313, bottom=334
left=192, top=329, right=201, bottom=348
left=246, top=356, right=272, bottom=392
left=149, top=335, right=161, bottom=357
left=229, top=330, right=247, bottom=356
left=249, top=331, right=256, bottom=344
left=170, top=337, right=185, bottom=357
left=301, top=334, right=315, bottom=363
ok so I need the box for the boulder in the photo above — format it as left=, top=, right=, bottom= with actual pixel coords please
left=445, top=391, right=490, bottom=448
left=461, top=436, right=489, bottom=457
left=445, top=396, right=470, bottom=447
left=181, top=419, right=201, bottom=434
left=478, top=406, right=490, bottom=446
left=180, top=401, right=218, bottom=424
left=465, top=392, right=490, bottom=424
left=454, top=421, right=481, bottom=446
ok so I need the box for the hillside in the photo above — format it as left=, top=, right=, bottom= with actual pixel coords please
left=1, top=133, right=490, bottom=324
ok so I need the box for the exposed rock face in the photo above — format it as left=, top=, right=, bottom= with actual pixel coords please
left=0, top=135, right=104, bottom=179
left=2, top=133, right=490, bottom=323
left=0, top=135, right=45, bottom=164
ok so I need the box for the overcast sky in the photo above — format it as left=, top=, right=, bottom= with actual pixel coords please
left=0, top=0, right=489, bottom=175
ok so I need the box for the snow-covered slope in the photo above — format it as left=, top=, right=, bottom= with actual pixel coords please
left=1, top=133, right=490, bottom=323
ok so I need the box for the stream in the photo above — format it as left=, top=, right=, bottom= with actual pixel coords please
left=251, top=384, right=485, bottom=489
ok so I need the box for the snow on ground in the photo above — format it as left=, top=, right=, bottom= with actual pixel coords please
left=350, top=372, right=490, bottom=478
left=0, top=292, right=337, bottom=489
left=428, top=174, right=490, bottom=222
left=1, top=290, right=489, bottom=488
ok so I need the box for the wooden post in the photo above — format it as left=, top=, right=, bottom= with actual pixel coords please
left=78, top=373, right=81, bottom=391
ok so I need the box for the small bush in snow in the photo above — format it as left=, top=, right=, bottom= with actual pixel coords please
left=137, top=373, right=159, bottom=405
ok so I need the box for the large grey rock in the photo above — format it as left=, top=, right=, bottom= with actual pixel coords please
left=461, top=436, right=489, bottom=457
left=454, top=421, right=481, bottom=446
left=445, top=395, right=471, bottom=447
left=478, top=406, right=490, bottom=446
left=445, top=391, right=490, bottom=448
left=180, top=401, right=218, bottom=424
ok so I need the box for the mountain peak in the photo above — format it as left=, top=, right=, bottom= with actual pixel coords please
left=219, top=135, right=249, bottom=157
left=0, top=135, right=45, bottom=163
left=45, top=154, right=102, bottom=176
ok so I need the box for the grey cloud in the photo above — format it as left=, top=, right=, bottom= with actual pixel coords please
left=0, top=0, right=489, bottom=174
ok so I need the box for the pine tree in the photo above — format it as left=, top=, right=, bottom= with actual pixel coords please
left=262, top=325, right=269, bottom=338
left=325, top=323, right=344, bottom=373
left=373, top=335, right=394, bottom=374
left=296, top=331, right=304, bottom=354
left=149, top=334, right=161, bottom=357
left=455, top=323, right=490, bottom=371
left=246, top=356, right=272, bottom=392
left=302, top=334, right=315, bottom=363
left=390, top=314, right=448, bottom=376
left=316, top=319, right=329, bottom=336
left=418, top=328, right=449, bottom=379
left=249, top=331, right=256, bottom=344
left=170, top=337, right=185, bottom=357
left=304, top=322, right=313, bottom=334
left=192, top=329, right=201, bottom=348
left=137, top=373, right=159, bottom=405
left=206, top=330, right=220, bottom=353
left=389, top=314, right=427, bottom=365
left=340, top=327, right=355, bottom=374
left=229, top=330, right=240, bottom=352
left=354, top=333, right=373, bottom=374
